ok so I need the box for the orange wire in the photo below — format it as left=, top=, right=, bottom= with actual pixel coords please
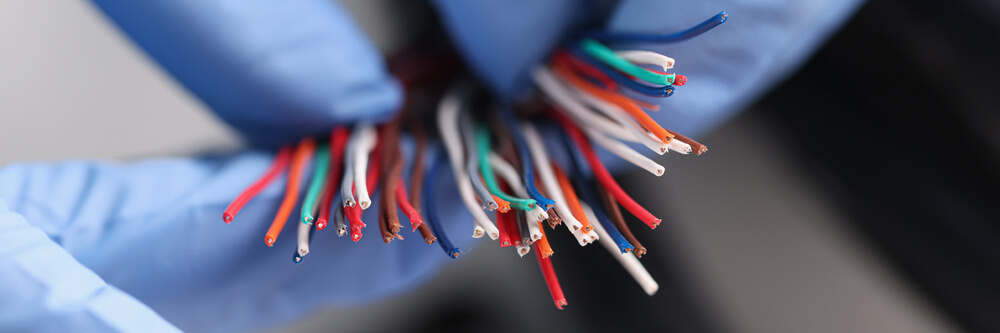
left=481, top=175, right=511, bottom=212
left=265, top=138, right=316, bottom=246
left=535, top=221, right=554, bottom=258
left=551, top=163, right=594, bottom=233
left=553, top=61, right=674, bottom=143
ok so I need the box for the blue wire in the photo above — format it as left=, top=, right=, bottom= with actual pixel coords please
left=584, top=11, right=727, bottom=43
left=424, top=146, right=461, bottom=259
left=497, top=104, right=556, bottom=210
left=568, top=46, right=674, bottom=98
left=559, top=130, right=634, bottom=253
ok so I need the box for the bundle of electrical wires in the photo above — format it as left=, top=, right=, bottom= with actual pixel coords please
left=222, top=11, right=726, bottom=309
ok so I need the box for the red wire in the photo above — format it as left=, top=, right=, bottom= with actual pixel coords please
left=534, top=242, right=567, bottom=309
left=223, top=145, right=293, bottom=223
left=394, top=178, right=424, bottom=231
left=551, top=110, right=662, bottom=229
left=349, top=140, right=383, bottom=242
left=316, top=127, right=350, bottom=230
left=496, top=210, right=512, bottom=248
left=553, top=49, right=617, bottom=91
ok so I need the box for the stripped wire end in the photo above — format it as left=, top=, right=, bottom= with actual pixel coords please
left=634, top=247, right=647, bottom=258
left=472, top=225, right=486, bottom=238
left=223, top=213, right=234, bottom=224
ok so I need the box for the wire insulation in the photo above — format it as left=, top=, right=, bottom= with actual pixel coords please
left=265, top=139, right=316, bottom=246
left=224, top=145, right=292, bottom=223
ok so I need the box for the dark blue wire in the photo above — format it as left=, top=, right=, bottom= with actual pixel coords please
left=424, top=146, right=461, bottom=259
left=497, top=104, right=556, bottom=210
left=559, top=130, right=634, bottom=253
left=568, top=46, right=675, bottom=98
left=584, top=11, right=727, bottom=43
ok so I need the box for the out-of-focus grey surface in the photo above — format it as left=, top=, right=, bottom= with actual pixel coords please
left=0, top=1, right=958, bottom=333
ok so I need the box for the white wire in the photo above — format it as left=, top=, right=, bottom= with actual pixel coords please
left=586, top=128, right=665, bottom=176
left=533, top=67, right=634, bottom=141
left=519, top=122, right=593, bottom=244
left=487, top=153, right=547, bottom=241
left=568, top=83, right=669, bottom=155
left=297, top=221, right=311, bottom=258
left=515, top=241, right=531, bottom=257
left=352, top=123, right=377, bottom=209
left=614, top=50, right=675, bottom=71
left=581, top=202, right=659, bottom=296
left=486, top=153, right=550, bottom=224
left=668, top=139, right=692, bottom=154
left=340, top=129, right=359, bottom=207
left=437, top=84, right=500, bottom=240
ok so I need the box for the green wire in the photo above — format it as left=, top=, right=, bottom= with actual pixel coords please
left=301, top=142, right=330, bottom=225
left=579, top=38, right=676, bottom=86
left=474, top=122, right=536, bottom=211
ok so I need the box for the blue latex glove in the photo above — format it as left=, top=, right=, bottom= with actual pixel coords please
left=0, top=153, right=476, bottom=332
left=0, top=1, right=472, bottom=332
left=432, top=0, right=865, bottom=138
left=0, top=0, right=865, bottom=331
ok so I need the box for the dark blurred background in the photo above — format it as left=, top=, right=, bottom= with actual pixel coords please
left=1, top=0, right=997, bottom=332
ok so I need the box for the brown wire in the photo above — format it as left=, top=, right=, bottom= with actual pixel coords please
left=664, top=129, right=708, bottom=156
left=597, top=185, right=647, bottom=258
left=407, top=118, right=436, bottom=245
left=534, top=173, right=562, bottom=228
left=380, top=116, right=405, bottom=240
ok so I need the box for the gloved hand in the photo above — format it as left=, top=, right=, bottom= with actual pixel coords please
left=0, top=1, right=467, bottom=332
left=0, top=152, right=474, bottom=332
left=432, top=0, right=865, bottom=137
left=0, top=0, right=865, bottom=332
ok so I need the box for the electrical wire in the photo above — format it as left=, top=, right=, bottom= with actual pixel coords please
left=615, top=50, right=675, bottom=70
left=553, top=109, right=663, bottom=229
left=424, top=151, right=460, bottom=258
left=496, top=104, right=556, bottom=210
left=496, top=210, right=512, bottom=247
left=437, top=83, right=500, bottom=239
left=554, top=60, right=674, bottom=144
left=585, top=11, right=727, bottom=43
left=332, top=193, right=347, bottom=237
left=550, top=163, right=599, bottom=244
left=380, top=118, right=406, bottom=239
left=395, top=178, right=423, bottom=231
left=534, top=240, right=567, bottom=309
left=565, top=48, right=674, bottom=98
left=459, top=110, right=499, bottom=211
left=581, top=202, right=658, bottom=295
left=515, top=209, right=534, bottom=252
left=553, top=64, right=669, bottom=155
left=487, top=152, right=550, bottom=227
left=579, top=38, right=676, bottom=86
left=407, top=119, right=437, bottom=245
left=300, top=142, right=331, bottom=225
left=558, top=125, right=637, bottom=253
left=533, top=67, right=636, bottom=142
left=265, top=138, right=316, bottom=246
left=585, top=127, right=665, bottom=176
left=352, top=123, right=378, bottom=210
left=552, top=50, right=617, bottom=90
left=297, top=214, right=314, bottom=258
left=535, top=221, right=554, bottom=258
left=293, top=223, right=315, bottom=264
left=519, top=123, right=588, bottom=234
left=665, top=128, right=708, bottom=155
left=474, top=122, right=538, bottom=211
left=224, top=145, right=292, bottom=223
left=316, top=127, right=350, bottom=230
left=598, top=186, right=647, bottom=258
left=340, top=126, right=361, bottom=207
